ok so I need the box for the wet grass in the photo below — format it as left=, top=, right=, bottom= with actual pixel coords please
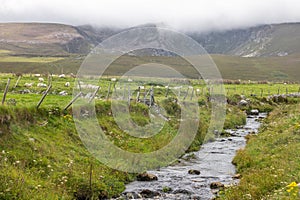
left=219, top=103, right=300, bottom=200
left=0, top=94, right=247, bottom=199
left=0, top=73, right=299, bottom=199
left=0, top=105, right=135, bottom=199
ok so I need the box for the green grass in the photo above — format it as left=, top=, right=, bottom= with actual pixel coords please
left=1, top=72, right=299, bottom=199
left=1, top=53, right=300, bottom=81
left=0, top=50, right=12, bottom=55
left=219, top=104, right=300, bottom=200
left=212, top=54, right=300, bottom=82
left=0, top=75, right=252, bottom=199
left=0, top=106, right=135, bottom=199
left=0, top=56, right=64, bottom=63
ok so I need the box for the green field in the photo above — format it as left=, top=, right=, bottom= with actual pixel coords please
left=0, top=72, right=300, bottom=199
left=0, top=52, right=300, bottom=81
left=220, top=104, right=300, bottom=200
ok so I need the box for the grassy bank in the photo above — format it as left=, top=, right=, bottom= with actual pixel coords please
left=0, top=97, right=248, bottom=199
left=0, top=105, right=136, bottom=199
left=219, top=103, right=300, bottom=200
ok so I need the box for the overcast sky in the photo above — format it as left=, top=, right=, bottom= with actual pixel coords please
left=1, top=0, right=300, bottom=32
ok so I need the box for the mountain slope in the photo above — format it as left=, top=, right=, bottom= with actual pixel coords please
left=190, top=23, right=300, bottom=57
left=1, top=22, right=300, bottom=58
left=0, top=23, right=93, bottom=55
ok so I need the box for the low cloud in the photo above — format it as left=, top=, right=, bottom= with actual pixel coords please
left=1, top=0, right=300, bottom=32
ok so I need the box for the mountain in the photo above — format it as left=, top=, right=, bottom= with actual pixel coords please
left=0, top=22, right=300, bottom=81
left=189, top=23, right=300, bottom=57
left=0, top=23, right=119, bottom=56
left=1, top=22, right=300, bottom=57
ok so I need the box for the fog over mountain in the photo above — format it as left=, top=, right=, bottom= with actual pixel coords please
left=1, top=0, right=300, bottom=32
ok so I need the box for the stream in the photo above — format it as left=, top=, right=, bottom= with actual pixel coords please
left=118, top=113, right=267, bottom=200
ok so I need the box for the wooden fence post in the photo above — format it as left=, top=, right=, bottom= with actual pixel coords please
left=77, top=80, right=82, bottom=92
left=48, top=74, right=52, bottom=86
left=88, top=86, right=100, bottom=104
left=106, top=83, right=111, bottom=101
left=122, top=84, right=126, bottom=100
left=165, top=84, right=170, bottom=98
left=128, top=85, right=131, bottom=105
left=149, top=87, right=154, bottom=106
left=183, top=87, right=190, bottom=101
left=36, top=84, right=52, bottom=109
left=144, top=89, right=150, bottom=104
left=2, top=78, right=10, bottom=105
left=13, top=76, right=21, bottom=89
left=190, top=87, right=194, bottom=100
left=136, top=87, right=141, bottom=103
left=63, top=92, right=82, bottom=111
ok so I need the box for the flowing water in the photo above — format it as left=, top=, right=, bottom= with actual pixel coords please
left=119, top=113, right=267, bottom=200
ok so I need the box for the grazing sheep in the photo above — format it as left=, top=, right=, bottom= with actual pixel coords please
left=58, top=74, right=66, bottom=78
left=59, top=91, right=68, bottom=96
left=111, top=78, right=117, bottom=82
left=80, top=84, right=99, bottom=89
left=37, top=83, right=47, bottom=87
left=34, top=74, right=41, bottom=77
left=173, top=86, right=182, bottom=89
left=24, top=83, right=33, bottom=87
left=38, top=78, right=44, bottom=82
left=65, top=82, right=70, bottom=87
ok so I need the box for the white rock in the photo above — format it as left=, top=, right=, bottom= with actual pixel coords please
left=38, top=78, right=44, bottom=82
left=65, top=82, right=70, bottom=87
left=250, top=109, right=259, bottom=115
left=239, top=100, right=248, bottom=106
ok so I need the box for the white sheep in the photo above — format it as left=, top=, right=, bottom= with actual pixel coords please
left=58, top=74, right=66, bottom=78
left=24, top=83, right=33, bottom=87
left=65, top=82, right=70, bottom=87
left=38, top=78, right=44, bottom=82
left=80, top=84, right=99, bottom=89
left=34, top=74, right=41, bottom=77
left=59, top=91, right=68, bottom=96
left=37, top=83, right=47, bottom=87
